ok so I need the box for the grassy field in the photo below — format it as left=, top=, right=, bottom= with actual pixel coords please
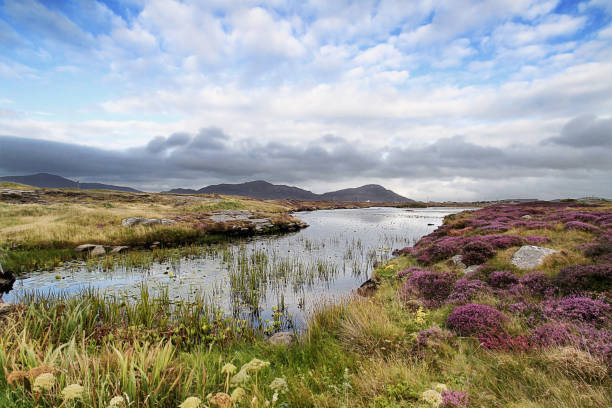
left=0, top=185, right=306, bottom=273
left=1, top=201, right=610, bottom=407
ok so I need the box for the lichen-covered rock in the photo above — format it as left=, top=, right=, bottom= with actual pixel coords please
left=74, top=244, right=97, bottom=252
left=91, top=245, right=106, bottom=256
left=121, top=217, right=176, bottom=227
left=511, top=245, right=558, bottom=269
left=110, top=246, right=129, bottom=254
left=268, top=331, right=295, bottom=346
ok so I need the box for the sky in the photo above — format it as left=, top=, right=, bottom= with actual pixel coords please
left=0, top=0, right=611, bottom=201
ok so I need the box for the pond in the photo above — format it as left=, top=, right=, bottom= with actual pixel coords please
left=3, top=206, right=470, bottom=328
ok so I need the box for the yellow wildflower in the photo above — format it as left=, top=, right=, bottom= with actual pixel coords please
left=421, top=389, right=442, bottom=406
left=62, top=384, right=85, bottom=400
left=242, top=358, right=270, bottom=373
left=231, top=387, right=246, bottom=403
left=230, top=369, right=250, bottom=385
left=32, top=373, right=55, bottom=392
left=269, top=377, right=288, bottom=394
left=108, top=395, right=126, bottom=407
left=434, top=383, right=447, bottom=392
left=179, top=396, right=202, bottom=408
left=414, top=306, right=427, bottom=325
left=221, top=363, right=237, bottom=375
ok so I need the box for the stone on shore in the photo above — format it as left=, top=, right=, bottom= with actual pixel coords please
left=121, top=217, right=176, bottom=227
left=75, top=244, right=97, bottom=252
left=110, top=246, right=129, bottom=254
left=91, top=245, right=106, bottom=256
left=357, top=278, right=379, bottom=297
left=511, top=245, right=558, bottom=270
left=268, top=331, right=295, bottom=346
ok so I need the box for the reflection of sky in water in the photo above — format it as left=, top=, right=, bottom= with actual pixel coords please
left=4, top=207, right=471, bottom=328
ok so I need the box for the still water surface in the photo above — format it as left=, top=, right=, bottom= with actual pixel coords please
left=5, top=207, right=469, bottom=327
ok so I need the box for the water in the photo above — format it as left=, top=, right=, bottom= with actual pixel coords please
left=4, top=207, right=469, bottom=328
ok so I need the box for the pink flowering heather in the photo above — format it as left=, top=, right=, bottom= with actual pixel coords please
left=415, top=326, right=454, bottom=350
left=440, top=390, right=469, bottom=408
left=397, top=266, right=427, bottom=279
left=488, top=270, right=519, bottom=289
left=519, top=272, right=554, bottom=296
left=525, top=235, right=552, bottom=245
left=446, top=303, right=507, bottom=336
left=461, top=240, right=495, bottom=266
left=565, top=221, right=601, bottom=233
left=400, top=270, right=456, bottom=307
left=447, top=279, right=490, bottom=304
left=477, top=332, right=532, bottom=352
left=554, top=296, right=610, bottom=325
left=554, top=264, right=612, bottom=293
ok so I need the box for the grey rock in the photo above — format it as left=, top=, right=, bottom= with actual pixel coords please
left=91, top=245, right=106, bottom=256
left=357, top=278, right=379, bottom=297
left=511, top=245, right=558, bottom=270
left=75, top=244, right=97, bottom=252
left=122, top=217, right=174, bottom=227
left=521, top=215, right=533, bottom=220
left=0, top=302, right=16, bottom=316
left=452, top=254, right=466, bottom=269
left=463, top=265, right=481, bottom=274
left=110, top=245, right=129, bottom=254
left=268, top=331, right=295, bottom=346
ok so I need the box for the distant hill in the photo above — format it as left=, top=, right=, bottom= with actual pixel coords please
left=0, top=173, right=140, bottom=192
left=165, top=180, right=414, bottom=203
left=319, top=184, right=413, bottom=202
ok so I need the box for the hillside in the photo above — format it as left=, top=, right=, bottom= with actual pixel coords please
left=0, top=173, right=140, bottom=192
left=166, top=180, right=414, bottom=203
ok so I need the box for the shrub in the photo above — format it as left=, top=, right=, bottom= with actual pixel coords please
left=488, top=270, right=519, bottom=289
left=554, top=264, right=612, bottom=293
left=581, top=242, right=612, bottom=260
left=447, top=279, right=490, bottom=304
left=565, top=221, right=600, bottom=233
left=397, top=267, right=425, bottom=279
left=519, top=272, right=554, bottom=296
left=525, top=235, right=552, bottom=245
left=400, top=270, right=456, bottom=307
left=446, top=303, right=507, bottom=336
left=477, top=332, right=532, bottom=352
left=531, top=322, right=577, bottom=347
left=554, top=296, right=610, bottom=324
left=415, top=326, right=454, bottom=352
left=461, top=240, right=495, bottom=266
left=440, top=390, right=469, bottom=408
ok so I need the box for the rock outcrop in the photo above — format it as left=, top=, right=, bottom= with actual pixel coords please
left=267, top=331, right=295, bottom=346
left=121, top=217, right=176, bottom=227
left=511, top=245, right=558, bottom=269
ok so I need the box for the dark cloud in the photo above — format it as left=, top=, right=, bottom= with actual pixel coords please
left=1, top=118, right=611, bottom=199
left=545, top=115, right=612, bottom=147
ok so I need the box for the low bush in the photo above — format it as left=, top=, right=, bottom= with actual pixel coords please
left=554, top=264, right=612, bottom=293
left=446, top=303, right=507, bottom=336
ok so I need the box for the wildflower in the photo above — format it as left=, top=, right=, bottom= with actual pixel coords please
left=231, top=387, right=247, bottom=403
left=414, top=306, right=427, bottom=325
left=62, top=384, right=85, bottom=400
left=421, top=389, right=443, bottom=406
left=32, top=373, right=55, bottom=392
left=221, top=363, right=237, bottom=375
left=179, top=396, right=202, bottom=408
left=269, top=377, right=288, bottom=394
left=440, top=390, right=469, bottom=408
left=108, top=396, right=126, bottom=407
left=434, top=383, right=447, bottom=392
left=230, top=369, right=250, bottom=385
left=209, top=392, right=232, bottom=408
left=272, top=392, right=279, bottom=403
left=242, top=358, right=270, bottom=373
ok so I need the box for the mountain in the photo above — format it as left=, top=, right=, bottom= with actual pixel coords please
left=164, top=180, right=414, bottom=202
left=197, top=180, right=319, bottom=200
left=319, top=184, right=414, bottom=203
left=0, top=173, right=140, bottom=192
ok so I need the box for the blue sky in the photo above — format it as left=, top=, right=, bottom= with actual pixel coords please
left=1, top=0, right=611, bottom=200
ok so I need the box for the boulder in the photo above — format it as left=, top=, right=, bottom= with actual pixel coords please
left=0, top=302, right=16, bottom=317
left=511, top=245, right=558, bottom=270
left=521, top=215, right=533, bottom=220
left=357, top=278, right=379, bottom=297
left=268, top=331, right=295, bottom=346
left=75, top=244, right=97, bottom=252
left=122, top=217, right=175, bottom=227
left=110, top=246, right=129, bottom=254
left=91, top=245, right=106, bottom=257
left=451, top=255, right=480, bottom=274
left=0, top=271, right=15, bottom=294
